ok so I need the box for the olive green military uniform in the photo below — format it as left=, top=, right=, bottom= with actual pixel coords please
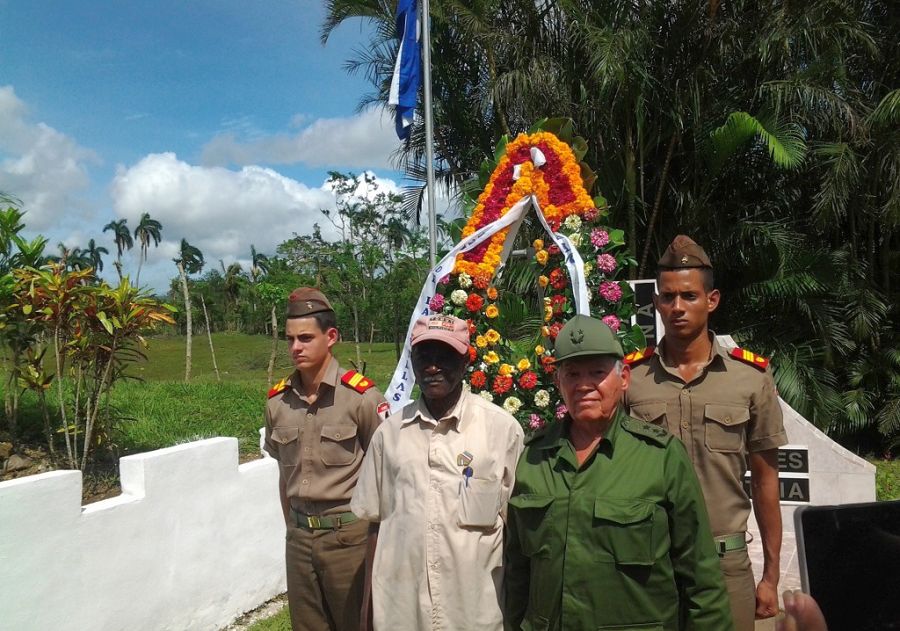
left=625, top=336, right=786, bottom=630
left=265, top=357, right=386, bottom=631
left=505, top=408, right=732, bottom=631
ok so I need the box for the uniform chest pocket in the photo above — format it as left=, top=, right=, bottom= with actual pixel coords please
left=593, top=499, right=657, bottom=566
left=629, top=402, right=667, bottom=427
left=270, top=426, right=300, bottom=465
left=704, top=404, right=750, bottom=452
left=458, top=477, right=501, bottom=529
left=320, top=423, right=358, bottom=466
left=508, top=494, right=555, bottom=557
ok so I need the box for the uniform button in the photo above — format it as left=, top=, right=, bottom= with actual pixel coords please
left=335, top=432, right=341, bottom=438
left=304, top=447, right=311, bottom=452
left=725, top=416, right=732, bottom=423
left=302, top=479, right=309, bottom=485
left=681, top=421, right=689, bottom=429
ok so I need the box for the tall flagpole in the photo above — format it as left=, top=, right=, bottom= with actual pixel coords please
left=420, top=0, right=437, bottom=267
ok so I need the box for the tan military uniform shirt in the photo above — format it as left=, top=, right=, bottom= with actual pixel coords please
left=350, top=390, right=524, bottom=631
left=264, top=356, right=385, bottom=515
left=625, top=334, right=786, bottom=537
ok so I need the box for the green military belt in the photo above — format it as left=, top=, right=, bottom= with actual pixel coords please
left=714, top=532, right=747, bottom=556
left=290, top=509, right=358, bottom=531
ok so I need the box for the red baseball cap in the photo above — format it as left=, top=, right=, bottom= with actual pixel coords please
left=410, top=315, right=469, bottom=355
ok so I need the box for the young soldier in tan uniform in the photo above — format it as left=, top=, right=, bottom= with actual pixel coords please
left=624, top=236, right=787, bottom=631
left=264, top=287, right=387, bottom=631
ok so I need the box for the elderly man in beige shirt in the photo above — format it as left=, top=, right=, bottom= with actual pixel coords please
left=351, top=314, right=524, bottom=631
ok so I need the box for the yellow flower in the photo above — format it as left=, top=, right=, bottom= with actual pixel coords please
left=475, top=335, right=487, bottom=348
left=543, top=296, right=552, bottom=305
left=499, top=363, right=514, bottom=377
left=485, top=329, right=501, bottom=344
left=535, top=249, right=549, bottom=265
left=517, top=358, right=531, bottom=371
left=533, top=238, right=544, bottom=250
left=485, top=304, right=499, bottom=319
left=541, top=326, right=551, bottom=337
left=538, top=275, right=549, bottom=288
left=535, top=345, right=545, bottom=355
left=483, top=351, right=500, bottom=364
left=544, top=306, right=553, bottom=322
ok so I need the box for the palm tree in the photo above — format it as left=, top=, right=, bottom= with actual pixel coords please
left=133, top=213, right=162, bottom=286
left=84, top=239, right=109, bottom=274
left=173, top=239, right=204, bottom=381
left=249, top=245, right=270, bottom=284
left=103, top=219, right=133, bottom=281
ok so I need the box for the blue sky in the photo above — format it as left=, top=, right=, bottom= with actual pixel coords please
left=0, top=0, right=406, bottom=292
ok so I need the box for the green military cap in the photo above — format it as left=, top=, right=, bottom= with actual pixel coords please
left=286, top=287, right=333, bottom=318
left=555, top=314, right=624, bottom=362
left=657, top=235, right=712, bottom=269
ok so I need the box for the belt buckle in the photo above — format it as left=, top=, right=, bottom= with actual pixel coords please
left=716, top=539, right=727, bottom=556
left=307, top=515, right=321, bottom=529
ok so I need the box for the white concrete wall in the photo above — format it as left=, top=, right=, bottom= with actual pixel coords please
left=0, top=438, right=285, bottom=631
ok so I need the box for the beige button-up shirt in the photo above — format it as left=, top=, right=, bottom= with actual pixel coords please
left=625, top=335, right=787, bottom=537
left=351, top=390, right=524, bottom=631
left=264, top=356, right=385, bottom=515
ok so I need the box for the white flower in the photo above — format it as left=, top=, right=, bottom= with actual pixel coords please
left=479, top=391, right=494, bottom=402
left=458, top=272, right=473, bottom=289
left=564, top=214, right=582, bottom=231
left=534, top=389, right=550, bottom=408
left=567, top=232, right=583, bottom=247
left=503, top=396, right=523, bottom=414
left=450, top=289, right=468, bottom=305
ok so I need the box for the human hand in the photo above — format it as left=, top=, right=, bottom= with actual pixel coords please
left=755, top=578, right=779, bottom=618
left=775, top=589, right=828, bottom=631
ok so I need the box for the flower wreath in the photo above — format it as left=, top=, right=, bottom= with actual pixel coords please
left=429, top=119, right=644, bottom=431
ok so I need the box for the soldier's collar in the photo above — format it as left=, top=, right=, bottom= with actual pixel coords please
left=290, top=355, right=340, bottom=396
left=535, top=412, right=621, bottom=455
left=657, top=332, right=727, bottom=372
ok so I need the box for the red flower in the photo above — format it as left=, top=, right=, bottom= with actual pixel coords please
left=550, top=294, right=567, bottom=315
left=547, top=244, right=561, bottom=255
left=541, top=356, right=556, bottom=374
left=468, top=346, right=477, bottom=364
left=518, top=371, right=538, bottom=390
left=548, top=322, right=563, bottom=340
left=492, top=375, right=513, bottom=395
left=466, top=319, right=476, bottom=335
left=470, top=370, right=487, bottom=388
left=473, top=273, right=491, bottom=289
left=549, top=268, right=567, bottom=290
left=465, top=293, right=484, bottom=312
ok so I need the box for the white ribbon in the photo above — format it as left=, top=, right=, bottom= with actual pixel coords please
left=385, top=194, right=590, bottom=412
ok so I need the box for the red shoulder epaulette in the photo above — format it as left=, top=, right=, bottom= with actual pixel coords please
left=341, top=370, right=376, bottom=394
left=268, top=376, right=290, bottom=398
left=623, top=347, right=655, bottom=366
left=730, top=347, right=770, bottom=370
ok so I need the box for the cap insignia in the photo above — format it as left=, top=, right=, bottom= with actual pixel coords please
left=680, top=255, right=689, bottom=264
left=570, top=328, right=584, bottom=344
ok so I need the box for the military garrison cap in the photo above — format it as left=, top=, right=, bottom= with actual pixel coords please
left=657, top=235, right=712, bottom=269
left=286, top=287, right=333, bottom=318
left=555, top=315, right=624, bottom=362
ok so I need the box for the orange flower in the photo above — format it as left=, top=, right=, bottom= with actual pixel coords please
left=538, top=275, right=549, bottom=288
left=487, top=286, right=498, bottom=300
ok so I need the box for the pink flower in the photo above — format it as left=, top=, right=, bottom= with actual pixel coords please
left=598, top=281, right=623, bottom=302
left=590, top=229, right=610, bottom=248
left=428, top=294, right=445, bottom=312
left=555, top=403, right=568, bottom=420
left=595, top=253, right=617, bottom=274
left=602, top=314, right=621, bottom=332
left=438, top=274, right=451, bottom=285
left=583, top=208, right=599, bottom=222
left=528, top=414, right=546, bottom=430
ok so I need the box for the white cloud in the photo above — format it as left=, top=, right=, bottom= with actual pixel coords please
left=0, top=85, right=99, bottom=229
left=109, top=153, right=401, bottom=292
left=201, top=107, right=398, bottom=170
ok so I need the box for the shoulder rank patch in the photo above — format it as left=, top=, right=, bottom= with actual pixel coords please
left=341, top=370, right=376, bottom=394
left=267, top=376, right=290, bottom=399
left=623, top=347, right=655, bottom=366
left=622, top=417, right=671, bottom=447
left=729, top=347, right=770, bottom=371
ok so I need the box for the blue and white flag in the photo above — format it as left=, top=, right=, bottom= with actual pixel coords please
left=389, top=0, right=421, bottom=140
